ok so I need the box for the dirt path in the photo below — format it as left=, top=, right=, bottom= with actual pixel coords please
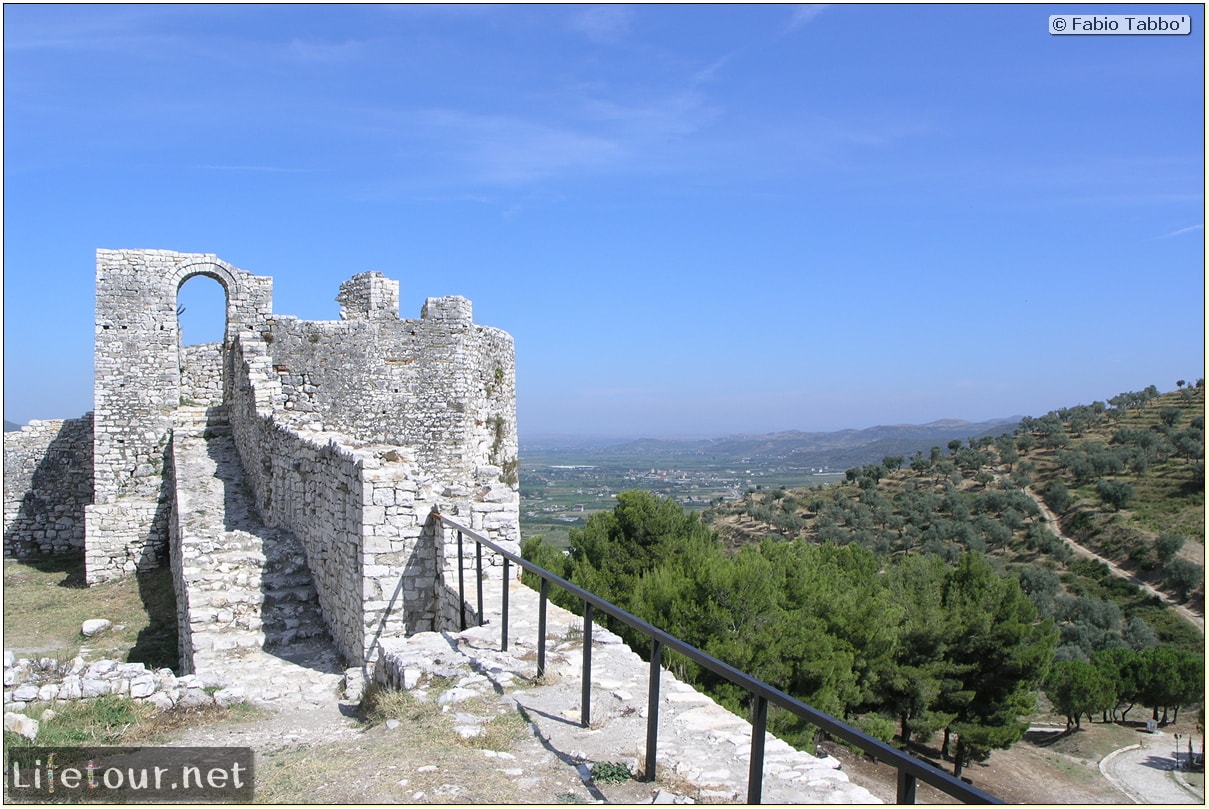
left=1024, top=487, right=1204, bottom=631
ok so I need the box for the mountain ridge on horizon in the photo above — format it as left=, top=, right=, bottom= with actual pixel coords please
left=521, top=416, right=1023, bottom=459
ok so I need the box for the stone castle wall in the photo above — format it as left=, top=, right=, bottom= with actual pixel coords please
left=228, top=336, right=395, bottom=663
left=7, top=251, right=521, bottom=670
left=3, top=416, right=94, bottom=557
left=87, top=250, right=273, bottom=584
left=226, top=276, right=521, bottom=663
left=180, top=343, right=224, bottom=405
left=263, top=291, right=518, bottom=487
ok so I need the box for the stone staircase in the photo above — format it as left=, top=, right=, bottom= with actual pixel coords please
left=170, top=405, right=345, bottom=706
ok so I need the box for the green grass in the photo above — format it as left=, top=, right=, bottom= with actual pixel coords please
left=1128, top=468, right=1205, bottom=537
left=3, top=695, right=157, bottom=747
left=3, top=555, right=179, bottom=670
left=589, top=761, right=634, bottom=783
left=2, top=696, right=263, bottom=749
left=462, top=706, right=529, bottom=752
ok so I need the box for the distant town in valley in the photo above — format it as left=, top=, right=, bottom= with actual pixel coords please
left=519, top=417, right=1018, bottom=545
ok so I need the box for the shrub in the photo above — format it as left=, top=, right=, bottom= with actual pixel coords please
left=1155, top=533, right=1185, bottom=565
left=1165, top=558, right=1203, bottom=601
left=1095, top=479, right=1134, bottom=511
left=1041, top=480, right=1071, bottom=514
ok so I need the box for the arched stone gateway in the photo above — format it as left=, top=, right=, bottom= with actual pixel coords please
left=84, top=251, right=273, bottom=584
left=68, top=248, right=519, bottom=669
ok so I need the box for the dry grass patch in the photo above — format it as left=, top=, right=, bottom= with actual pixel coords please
left=258, top=684, right=539, bottom=803
left=3, top=555, right=178, bottom=670
left=462, top=701, right=530, bottom=751
left=253, top=735, right=540, bottom=804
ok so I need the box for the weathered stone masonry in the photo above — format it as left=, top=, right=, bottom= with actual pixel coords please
left=3, top=415, right=94, bottom=557
left=5, top=249, right=520, bottom=672
left=85, top=250, right=273, bottom=584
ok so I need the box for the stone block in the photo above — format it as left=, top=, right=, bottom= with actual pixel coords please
left=81, top=677, right=112, bottom=698
left=57, top=677, right=82, bottom=700
left=145, top=691, right=176, bottom=711
left=129, top=674, right=157, bottom=698
left=4, top=712, right=38, bottom=741
left=178, top=688, right=212, bottom=708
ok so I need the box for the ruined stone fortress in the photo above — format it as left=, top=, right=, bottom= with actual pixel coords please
left=4, top=251, right=884, bottom=802
left=5, top=249, right=520, bottom=672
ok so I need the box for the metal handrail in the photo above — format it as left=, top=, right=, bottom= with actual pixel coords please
left=432, top=510, right=1001, bottom=804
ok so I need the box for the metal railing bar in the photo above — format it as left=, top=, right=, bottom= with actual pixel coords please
left=581, top=603, right=594, bottom=728
left=646, top=639, right=662, bottom=782
left=537, top=578, right=548, bottom=679
left=456, top=529, right=466, bottom=631
left=476, top=539, right=484, bottom=623
left=431, top=514, right=1000, bottom=805
left=501, top=558, right=510, bottom=651
left=898, top=768, right=918, bottom=804
left=748, top=695, right=768, bottom=804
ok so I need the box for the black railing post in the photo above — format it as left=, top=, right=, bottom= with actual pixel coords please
left=457, top=529, right=466, bottom=631
left=537, top=579, right=548, bottom=679
left=475, top=539, right=484, bottom=624
left=747, top=695, right=768, bottom=804
left=581, top=603, right=594, bottom=728
left=898, top=769, right=918, bottom=804
left=646, top=639, right=663, bottom=782
left=501, top=559, right=510, bottom=651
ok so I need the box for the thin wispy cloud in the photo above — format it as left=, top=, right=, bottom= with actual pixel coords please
left=195, top=165, right=318, bottom=173
left=410, top=109, right=625, bottom=184
left=693, top=54, right=734, bottom=85
left=352, top=77, right=725, bottom=189
left=1158, top=223, right=1204, bottom=239
left=788, top=5, right=829, bottom=30
left=285, top=38, right=369, bottom=63
left=568, top=5, right=634, bottom=44
left=578, top=90, right=720, bottom=141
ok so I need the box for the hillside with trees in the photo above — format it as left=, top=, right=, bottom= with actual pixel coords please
left=520, top=383, right=1204, bottom=780
left=709, top=383, right=1204, bottom=628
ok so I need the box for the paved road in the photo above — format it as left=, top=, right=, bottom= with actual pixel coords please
left=1100, top=730, right=1204, bottom=804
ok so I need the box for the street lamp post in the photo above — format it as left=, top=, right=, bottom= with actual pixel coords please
left=1175, top=733, right=1181, bottom=771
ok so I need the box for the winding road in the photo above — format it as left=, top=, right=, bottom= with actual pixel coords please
left=1024, top=487, right=1204, bottom=632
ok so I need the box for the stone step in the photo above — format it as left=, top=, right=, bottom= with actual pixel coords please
left=171, top=402, right=343, bottom=690
left=184, top=561, right=319, bottom=593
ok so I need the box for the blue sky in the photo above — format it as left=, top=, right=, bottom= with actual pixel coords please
left=3, top=4, right=1204, bottom=437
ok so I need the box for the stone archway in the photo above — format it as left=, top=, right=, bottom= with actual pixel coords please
left=175, top=272, right=229, bottom=408
left=85, top=250, right=273, bottom=584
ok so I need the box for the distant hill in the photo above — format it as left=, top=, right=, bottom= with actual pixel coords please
left=524, top=417, right=1020, bottom=470
left=4, top=420, right=23, bottom=432
left=710, top=383, right=1204, bottom=644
